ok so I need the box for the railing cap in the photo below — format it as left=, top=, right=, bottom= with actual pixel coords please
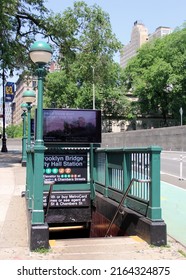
left=96, top=146, right=162, bottom=153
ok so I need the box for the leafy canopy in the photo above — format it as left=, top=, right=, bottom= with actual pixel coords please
left=0, top=0, right=49, bottom=75
left=1, top=0, right=131, bottom=122
left=123, top=27, right=186, bottom=124
left=44, top=2, right=130, bottom=120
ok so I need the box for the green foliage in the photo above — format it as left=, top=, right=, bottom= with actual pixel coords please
left=33, top=247, right=50, bottom=254
left=46, top=2, right=121, bottom=63
left=44, top=2, right=131, bottom=121
left=0, top=0, right=49, bottom=76
left=1, top=1, right=186, bottom=128
left=6, top=124, right=23, bottom=138
left=1, top=0, right=132, bottom=124
left=123, top=27, right=186, bottom=125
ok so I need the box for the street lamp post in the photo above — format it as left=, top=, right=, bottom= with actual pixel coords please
left=22, top=90, right=35, bottom=147
left=22, top=90, right=36, bottom=203
left=21, top=103, right=28, bottom=166
left=91, top=66, right=95, bottom=110
left=1, top=67, right=8, bottom=152
left=29, top=41, right=52, bottom=250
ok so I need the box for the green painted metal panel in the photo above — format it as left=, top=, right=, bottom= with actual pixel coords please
left=94, top=146, right=162, bottom=222
left=43, top=183, right=91, bottom=191
left=126, top=197, right=148, bottom=216
left=94, top=183, right=105, bottom=195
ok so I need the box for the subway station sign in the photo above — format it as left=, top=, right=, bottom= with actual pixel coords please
left=44, top=154, right=87, bottom=184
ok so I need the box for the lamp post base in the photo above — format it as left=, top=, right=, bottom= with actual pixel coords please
left=1, top=138, right=8, bottom=152
left=30, top=223, right=49, bottom=250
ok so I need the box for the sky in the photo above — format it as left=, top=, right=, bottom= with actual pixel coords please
left=45, top=0, right=186, bottom=46
left=2, top=0, right=186, bottom=88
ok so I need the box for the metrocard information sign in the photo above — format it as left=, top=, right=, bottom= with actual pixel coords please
left=44, top=154, right=87, bottom=183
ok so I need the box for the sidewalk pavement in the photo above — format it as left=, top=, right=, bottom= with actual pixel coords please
left=0, top=150, right=186, bottom=260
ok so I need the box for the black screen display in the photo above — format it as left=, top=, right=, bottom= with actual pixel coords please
left=43, top=109, right=102, bottom=143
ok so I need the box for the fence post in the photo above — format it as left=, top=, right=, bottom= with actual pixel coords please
left=179, top=155, right=183, bottom=180
left=123, top=150, right=131, bottom=206
left=147, top=146, right=162, bottom=221
left=105, top=151, right=109, bottom=197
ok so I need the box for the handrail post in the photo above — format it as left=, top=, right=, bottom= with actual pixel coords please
left=147, top=146, right=162, bottom=220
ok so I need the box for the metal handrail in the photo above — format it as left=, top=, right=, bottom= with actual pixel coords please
left=105, top=178, right=151, bottom=237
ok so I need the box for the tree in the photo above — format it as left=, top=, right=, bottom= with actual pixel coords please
left=44, top=2, right=130, bottom=121
left=0, top=0, right=49, bottom=76
left=123, top=27, right=186, bottom=125
left=6, top=123, right=23, bottom=138
left=0, top=1, right=131, bottom=126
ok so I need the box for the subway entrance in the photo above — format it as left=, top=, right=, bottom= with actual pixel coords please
left=29, top=108, right=102, bottom=249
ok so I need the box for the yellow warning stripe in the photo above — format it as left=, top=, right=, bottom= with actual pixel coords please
left=130, top=235, right=145, bottom=242
left=49, top=240, right=56, bottom=247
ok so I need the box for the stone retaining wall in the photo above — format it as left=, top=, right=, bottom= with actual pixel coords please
left=102, top=125, right=186, bottom=151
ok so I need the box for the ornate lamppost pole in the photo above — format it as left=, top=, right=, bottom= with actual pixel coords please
left=22, top=90, right=36, bottom=201
left=22, top=90, right=36, bottom=150
left=21, top=103, right=28, bottom=166
left=29, top=41, right=52, bottom=250
left=91, top=66, right=95, bottom=110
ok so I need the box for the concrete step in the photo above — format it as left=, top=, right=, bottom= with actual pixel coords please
left=44, top=235, right=186, bottom=260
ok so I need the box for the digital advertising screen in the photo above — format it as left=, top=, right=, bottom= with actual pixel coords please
left=42, top=108, right=102, bottom=143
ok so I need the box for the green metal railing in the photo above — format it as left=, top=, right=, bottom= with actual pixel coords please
left=105, top=177, right=151, bottom=237
left=94, top=146, right=162, bottom=221
left=25, top=144, right=162, bottom=224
